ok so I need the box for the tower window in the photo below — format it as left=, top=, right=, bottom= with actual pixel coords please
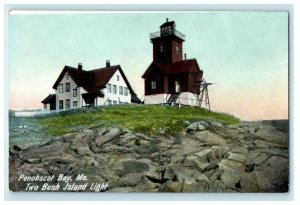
left=160, top=45, right=164, bottom=52
left=151, top=80, right=156, bottom=90
left=176, top=46, right=179, bottom=54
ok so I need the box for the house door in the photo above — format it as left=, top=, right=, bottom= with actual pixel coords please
left=175, top=80, right=180, bottom=93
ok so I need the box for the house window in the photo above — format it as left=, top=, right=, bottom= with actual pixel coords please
left=124, top=87, right=129, bottom=96
left=113, top=100, right=117, bottom=105
left=59, top=84, right=63, bottom=93
left=160, top=44, right=164, bottom=52
left=117, top=75, right=120, bottom=81
left=59, top=100, right=63, bottom=109
left=66, top=74, right=70, bottom=80
left=43, top=104, right=47, bottom=109
left=107, top=84, right=112, bottom=93
left=108, top=100, right=112, bottom=105
left=119, top=86, right=123, bottom=95
left=151, top=80, right=157, bottom=90
left=73, top=101, right=78, bottom=107
left=176, top=46, right=179, bottom=54
left=65, top=99, right=70, bottom=109
left=65, top=83, right=70, bottom=92
left=73, top=89, right=77, bottom=97
left=113, top=85, right=117, bottom=94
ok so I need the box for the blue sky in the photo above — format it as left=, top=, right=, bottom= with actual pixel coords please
left=8, top=11, right=288, bottom=120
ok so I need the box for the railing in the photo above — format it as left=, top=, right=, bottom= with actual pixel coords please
left=161, top=95, right=201, bottom=108
left=150, top=29, right=185, bottom=41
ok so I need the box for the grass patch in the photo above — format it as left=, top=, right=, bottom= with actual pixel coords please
left=36, top=104, right=240, bottom=136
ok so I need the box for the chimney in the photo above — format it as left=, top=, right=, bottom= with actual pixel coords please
left=78, top=63, right=82, bottom=71
left=184, top=53, right=187, bottom=60
left=166, top=18, right=168, bottom=22
left=106, top=60, right=110, bottom=67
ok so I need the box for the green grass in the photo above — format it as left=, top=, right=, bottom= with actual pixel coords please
left=36, top=104, right=240, bottom=136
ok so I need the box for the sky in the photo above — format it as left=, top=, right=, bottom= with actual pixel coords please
left=8, top=11, right=288, bottom=121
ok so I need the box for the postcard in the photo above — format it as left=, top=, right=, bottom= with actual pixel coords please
left=8, top=11, right=289, bottom=193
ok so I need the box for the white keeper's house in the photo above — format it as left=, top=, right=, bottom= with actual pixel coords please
left=42, top=61, right=141, bottom=110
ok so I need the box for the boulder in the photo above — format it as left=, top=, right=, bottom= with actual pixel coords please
left=221, top=170, right=241, bottom=189
left=218, top=159, right=245, bottom=173
left=186, top=122, right=207, bottom=133
left=159, top=181, right=182, bottom=192
left=193, top=130, right=228, bottom=147
left=227, top=152, right=246, bottom=163
left=95, top=127, right=122, bottom=146
left=183, top=155, right=211, bottom=172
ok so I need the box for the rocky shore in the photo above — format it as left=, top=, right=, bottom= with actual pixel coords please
left=9, top=119, right=289, bottom=192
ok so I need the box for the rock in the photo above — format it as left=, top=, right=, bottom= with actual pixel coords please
left=230, top=146, right=248, bottom=154
left=240, top=172, right=260, bottom=192
left=25, top=158, right=41, bottom=164
left=186, top=122, right=207, bottom=133
left=221, top=170, right=241, bottom=189
left=207, top=146, right=228, bottom=163
left=159, top=181, right=182, bottom=192
left=259, top=156, right=289, bottom=192
left=207, top=180, right=226, bottom=192
left=9, top=118, right=289, bottom=193
left=121, top=160, right=150, bottom=174
left=193, top=130, right=228, bottom=147
left=134, top=176, right=161, bottom=191
left=183, top=155, right=211, bottom=172
left=207, top=169, right=223, bottom=181
left=118, top=133, right=137, bottom=146
left=253, top=139, right=283, bottom=149
left=114, top=173, right=143, bottom=187
left=195, top=173, right=210, bottom=183
left=218, top=159, right=245, bottom=173
left=182, top=181, right=207, bottom=192
left=171, top=155, right=185, bottom=163
left=194, top=148, right=213, bottom=162
left=253, top=153, right=270, bottom=165
left=95, top=127, right=122, bottom=146
left=13, top=144, right=26, bottom=151
left=42, top=153, right=75, bottom=164
left=71, top=132, right=94, bottom=155
left=170, top=165, right=197, bottom=185
left=227, top=152, right=246, bottom=163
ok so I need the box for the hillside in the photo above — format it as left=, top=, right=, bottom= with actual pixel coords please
left=36, top=105, right=240, bottom=136
left=9, top=105, right=288, bottom=192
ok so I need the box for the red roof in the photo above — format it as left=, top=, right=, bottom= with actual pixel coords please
left=53, top=65, right=135, bottom=98
left=142, top=59, right=202, bottom=78
left=92, top=66, right=118, bottom=87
